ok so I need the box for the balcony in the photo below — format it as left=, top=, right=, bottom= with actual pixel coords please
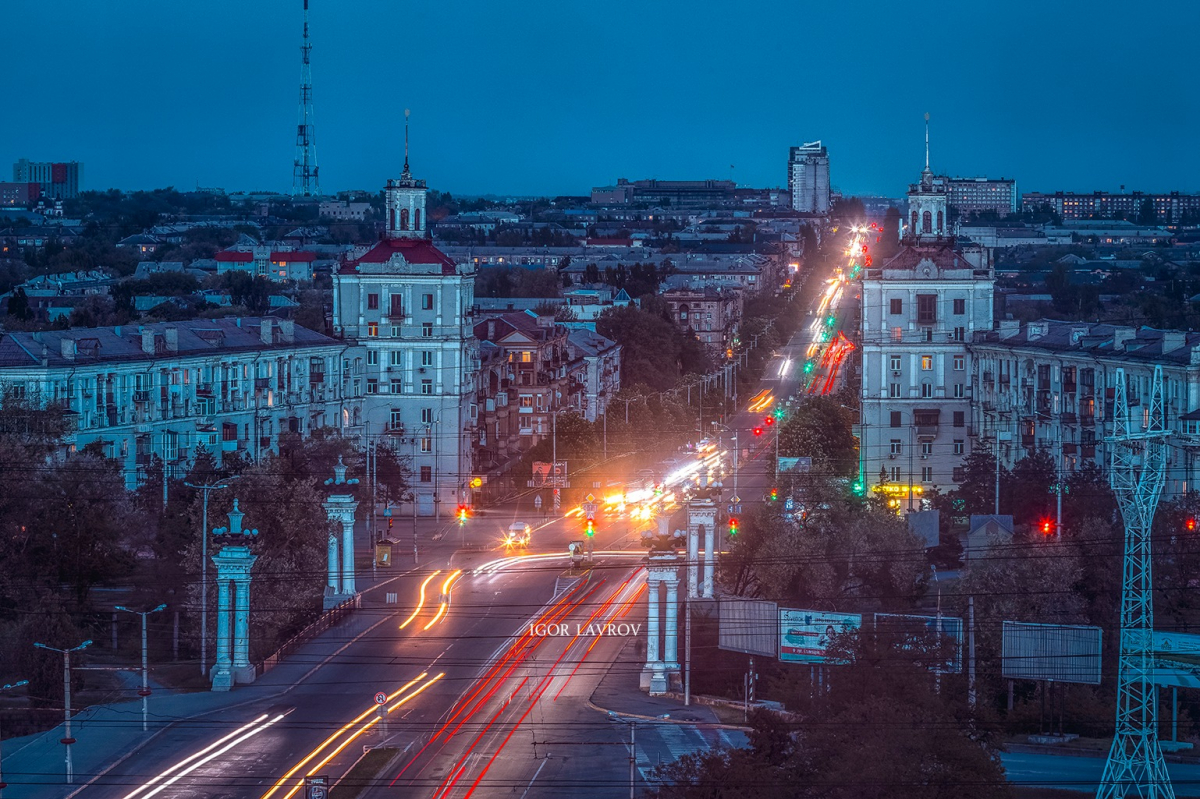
left=916, top=425, right=938, bottom=439
left=1021, top=433, right=1035, bottom=447
left=1082, top=445, right=1096, bottom=458
left=133, top=390, right=151, bottom=404
left=255, top=377, right=270, bottom=390
left=1080, top=415, right=1095, bottom=427
left=1061, top=411, right=1077, bottom=424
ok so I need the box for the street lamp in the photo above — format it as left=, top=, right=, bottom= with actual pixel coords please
left=115, top=603, right=167, bottom=731
left=0, top=680, right=28, bottom=797
left=606, top=711, right=638, bottom=799
left=32, top=639, right=92, bottom=784
left=184, top=477, right=238, bottom=677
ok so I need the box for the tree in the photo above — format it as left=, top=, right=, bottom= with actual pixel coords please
left=1137, top=197, right=1158, bottom=226
left=7, top=287, right=31, bottom=321
left=777, top=396, right=858, bottom=478
left=596, top=303, right=708, bottom=392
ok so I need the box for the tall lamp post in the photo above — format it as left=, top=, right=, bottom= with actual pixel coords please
left=0, top=680, right=29, bottom=797
left=115, top=603, right=166, bottom=731
left=32, top=639, right=92, bottom=784
left=184, top=477, right=237, bottom=677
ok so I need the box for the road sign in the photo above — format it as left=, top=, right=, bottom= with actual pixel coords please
left=784, top=497, right=795, bottom=512
left=534, top=495, right=543, bottom=510
left=582, top=502, right=598, bottom=520
left=728, top=504, right=742, bottom=515
left=374, top=691, right=387, bottom=705
left=730, top=495, right=742, bottom=505
left=305, top=776, right=328, bottom=799
left=584, top=493, right=596, bottom=503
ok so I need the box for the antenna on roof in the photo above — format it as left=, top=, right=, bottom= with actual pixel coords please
left=924, top=112, right=931, bottom=171
left=403, top=108, right=411, bottom=177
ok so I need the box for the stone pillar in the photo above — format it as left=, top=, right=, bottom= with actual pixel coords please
left=211, top=578, right=233, bottom=691
left=646, top=576, right=661, bottom=663
left=687, top=498, right=717, bottom=600
left=327, top=534, right=339, bottom=594
left=232, top=571, right=255, bottom=684
left=323, top=457, right=361, bottom=610
left=686, top=525, right=699, bottom=599
left=210, top=499, right=259, bottom=692
left=664, top=575, right=680, bottom=670
left=640, top=517, right=684, bottom=696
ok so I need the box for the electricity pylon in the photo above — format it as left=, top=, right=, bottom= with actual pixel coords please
left=1097, top=366, right=1174, bottom=799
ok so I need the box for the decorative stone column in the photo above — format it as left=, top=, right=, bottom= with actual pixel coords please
left=687, top=497, right=718, bottom=600
left=641, top=516, right=684, bottom=696
left=210, top=500, right=259, bottom=692
left=322, top=456, right=360, bottom=610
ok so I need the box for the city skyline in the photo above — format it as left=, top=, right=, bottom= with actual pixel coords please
left=6, top=0, right=1200, bottom=197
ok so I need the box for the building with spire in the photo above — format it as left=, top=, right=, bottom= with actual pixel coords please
left=858, top=115, right=994, bottom=505
left=333, top=117, right=478, bottom=516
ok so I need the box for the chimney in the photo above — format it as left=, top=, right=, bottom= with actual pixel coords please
left=1162, top=331, right=1185, bottom=353
left=998, top=319, right=1020, bottom=339
left=1112, top=327, right=1136, bottom=351
left=60, top=338, right=75, bottom=361
left=141, top=330, right=156, bottom=354
left=486, top=320, right=496, bottom=342
left=261, top=319, right=274, bottom=345
left=1027, top=322, right=1048, bottom=340
left=278, top=319, right=295, bottom=343
left=164, top=327, right=179, bottom=352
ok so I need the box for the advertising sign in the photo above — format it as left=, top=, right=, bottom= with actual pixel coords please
left=779, top=609, right=861, bottom=663
left=1001, top=621, right=1102, bottom=685
left=719, top=598, right=779, bottom=658
left=874, top=613, right=964, bottom=674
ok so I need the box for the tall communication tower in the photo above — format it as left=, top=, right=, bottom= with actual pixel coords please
left=292, top=0, right=320, bottom=196
left=1097, top=366, right=1174, bottom=799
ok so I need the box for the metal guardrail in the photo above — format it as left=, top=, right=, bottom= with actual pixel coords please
left=257, top=594, right=360, bottom=677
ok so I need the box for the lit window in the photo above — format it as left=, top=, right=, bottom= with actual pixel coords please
left=367, top=322, right=378, bottom=337
left=921, top=356, right=933, bottom=371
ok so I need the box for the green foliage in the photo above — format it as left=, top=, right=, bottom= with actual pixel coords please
left=222, top=271, right=272, bottom=313
left=596, top=301, right=710, bottom=392
left=7, top=286, right=31, bottom=320
left=474, top=265, right=561, bottom=299
left=777, top=396, right=857, bottom=478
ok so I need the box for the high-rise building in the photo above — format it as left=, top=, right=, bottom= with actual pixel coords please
left=946, top=177, right=1017, bottom=217
left=12, top=159, right=81, bottom=200
left=1020, top=190, right=1200, bottom=224
left=788, top=142, right=830, bottom=214
left=333, top=150, right=478, bottom=516
left=859, top=143, right=994, bottom=503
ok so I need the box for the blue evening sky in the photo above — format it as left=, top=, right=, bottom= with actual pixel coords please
left=3, top=0, right=1197, bottom=198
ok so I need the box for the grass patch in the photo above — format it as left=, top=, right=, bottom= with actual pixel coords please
left=329, top=747, right=398, bottom=799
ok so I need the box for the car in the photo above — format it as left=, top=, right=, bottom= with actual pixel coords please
left=504, top=522, right=532, bottom=547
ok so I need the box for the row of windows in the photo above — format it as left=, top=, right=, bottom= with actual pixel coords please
left=366, top=350, right=437, bottom=367
left=368, top=322, right=435, bottom=337
left=889, top=439, right=966, bottom=456
left=889, top=297, right=967, bottom=316
left=889, top=355, right=966, bottom=371
left=884, top=466, right=939, bottom=483
left=368, top=378, right=435, bottom=394
left=890, top=411, right=966, bottom=427
left=366, top=292, right=436, bottom=313
left=889, top=382, right=966, bottom=399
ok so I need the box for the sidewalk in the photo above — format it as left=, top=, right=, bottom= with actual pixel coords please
left=588, top=637, right=728, bottom=726
left=1, top=561, right=420, bottom=799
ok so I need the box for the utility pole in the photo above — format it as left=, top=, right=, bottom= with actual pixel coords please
left=0, top=680, right=29, bottom=798
left=184, top=478, right=234, bottom=677
left=115, top=604, right=166, bottom=732
left=1096, top=366, right=1174, bottom=799
left=292, top=0, right=320, bottom=196
left=33, top=639, right=92, bottom=784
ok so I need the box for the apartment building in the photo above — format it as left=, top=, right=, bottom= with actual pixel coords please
left=663, top=286, right=742, bottom=355
left=566, top=328, right=621, bottom=423
left=333, top=157, right=478, bottom=516
left=971, top=321, right=1200, bottom=498
left=0, top=318, right=357, bottom=487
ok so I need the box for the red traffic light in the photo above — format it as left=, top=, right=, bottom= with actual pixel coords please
left=1041, top=519, right=1053, bottom=536
left=753, top=427, right=763, bottom=437
left=1187, top=517, right=1196, bottom=532
left=457, top=505, right=470, bottom=524
left=764, top=417, right=775, bottom=426
left=728, top=518, right=739, bottom=535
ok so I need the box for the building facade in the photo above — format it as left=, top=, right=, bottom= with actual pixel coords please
left=590, top=178, right=737, bottom=207
left=333, top=157, right=478, bottom=516
left=860, top=159, right=994, bottom=502
left=12, top=159, right=81, bottom=199
left=788, top=142, right=831, bottom=214
left=0, top=318, right=357, bottom=487
left=971, top=321, right=1200, bottom=500
left=215, top=247, right=317, bottom=282
left=1021, top=191, right=1200, bottom=224
left=566, top=328, right=620, bottom=423
left=0, top=182, right=41, bottom=207
left=663, top=286, right=741, bottom=354
left=946, top=177, right=1018, bottom=217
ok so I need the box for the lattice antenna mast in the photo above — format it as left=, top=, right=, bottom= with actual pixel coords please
left=1097, top=365, right=1174, bottom=799
left=292, top=0, right=320, bottom=196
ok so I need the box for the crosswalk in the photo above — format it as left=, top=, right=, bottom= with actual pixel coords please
left=633, top=722, right=747, bottom=781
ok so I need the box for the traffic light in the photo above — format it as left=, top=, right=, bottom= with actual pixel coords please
left=773, top=407, right=786, bottom=421
left=457, top=505, right=469, bottom=525
left=1041, top=519, right=1052, bottom=536
left=388, top=516, right=393, bottom=530
left=586, top=519, right=595, bottom=537
left=769, top=488, right=779, bottom=502
left=1186, top=517, right=1196, bottom=533
left=753, top=427, right=763, bottom=437
left=764, top=416, right=775, bottom=427
left=728, top=517, right=739, bottom=536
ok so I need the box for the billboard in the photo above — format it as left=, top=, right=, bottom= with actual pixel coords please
left=719, top=598, right=778, bottom=658
left=779, top=609, right=861, bottom=663
left=1001, top=621, right=1102, bottom=685
left=874, top=613, right=964, bottom=674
